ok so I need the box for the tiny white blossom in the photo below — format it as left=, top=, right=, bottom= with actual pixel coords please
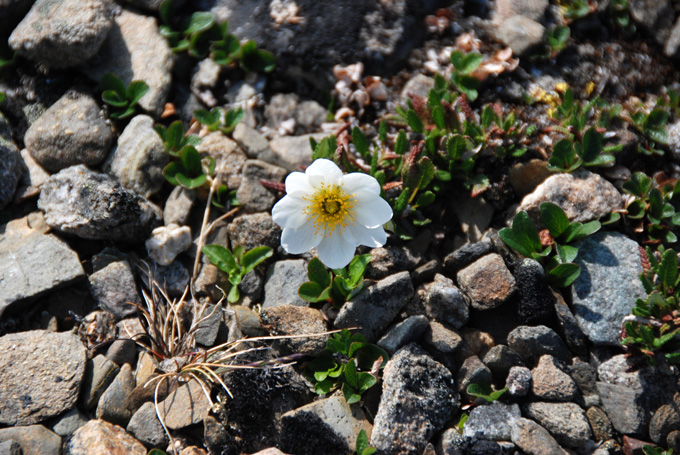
left=272, top=159, right=393, bottom=269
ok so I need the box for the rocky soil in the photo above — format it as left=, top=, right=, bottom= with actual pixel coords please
left=1, top=0, right=680, bottom=455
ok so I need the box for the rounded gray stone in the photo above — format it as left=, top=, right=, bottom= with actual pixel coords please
left=524, top=402, right=593, bottom=450
left=0, top=140, right=21, bottom=210
left=126, top=401, right=169, bottom=449
left=262, top=259, right=309, bottom=309
left=0, top=330, right=86, bottom=425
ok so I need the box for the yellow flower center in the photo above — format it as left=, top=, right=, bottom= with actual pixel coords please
left=303, top=183, right=356, bottom=236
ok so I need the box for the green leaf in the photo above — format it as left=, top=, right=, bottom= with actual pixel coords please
left=623, top=172, right=653, bottom=198
left=127, top=81, right=149, bottom=107
left=352, top=126, right=370, bottom=158
left=241, top=246, right=273, bottom=274
left=348, top=254, right=372, bottom=285
left=356, top=429, right=374, bottom=455
left=298, top=282, right=328, bottom=303
left=163, top=162, right=180, bottom=186
left=393, top=187, right=410, bottom=215
left=498, top=211, right=542, bottom=257
left=548, top=263, right=581, bottom=287
left=584, top=154, right=615, bottom=167
left=222, top=107, right=244, bottom=133
left=431, top=105, right=446, bottom=130
left=548, top=138, right=580, bottom=172
left=100, top=73, right=126, bottom=98
left=378, top=118, right=388, bottom=144
left=446, top=135, right=467, bottom=160
left=312, top=136, right=337, bottom=160
left=407, top=109, right=424, bottom=134
left=227, top=284, right=240, bottom=303
left=645, top=108, right=669, bottom=131
left=415, top=191, right=435, bottom=207
left=307, top=257, right=331, bottom=288
left=203, top=244, right=238, bottom=273
left=658, top=249, right=678, bottom=289
left=556, top=243, right=579, bottom=264
left=148, top=450, right=169, bottom=455
left=626, top=199, right=647, bottom=219
left=417, top=157, right=435, bottom=190
left=394, top=130, right=409, bottom=155
left=356, top=371, right=377, bottom=393
left=102, top=90, right=127, bottom=107
left=580, top=127, right=603, bottom=162
left=341, top=383, right=362, bottom=404
left=540, top=202, right=569, bottom=238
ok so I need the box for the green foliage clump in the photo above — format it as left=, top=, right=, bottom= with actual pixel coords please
left=622, top=172, right=680, bottom=244
left=449, top=50, right=483, bottom=101
left=163, top=144, right=214, bottom=189
left=99, top=73, right=149, bottom=120
left=194, top=106, right=244, bottom=134
left=298, top=255, right=371, bottom=309
left=547, top=126, right=617, bottom=173
left=642, top=445, right=674, bottom=455
left=155, top=120, right=202, bottom=155
left=305, top=329, right=388, bottom=404
left=466, top=383, right=508, bottom=403
left=545, top=26, right=570, bottom=58
left=499, top=202, right=602, bottom=287
left=202, top=244, right=273, bottom=303
left=622, top=246, right=680, bottom=365
left=160, top=1, right=275, bottom=73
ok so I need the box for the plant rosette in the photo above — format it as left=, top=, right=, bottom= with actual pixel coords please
left=272, top=159, right=393, bottom=269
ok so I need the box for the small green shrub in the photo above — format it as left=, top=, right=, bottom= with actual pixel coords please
left=194, top=106, right=244, bottom=134
left=202, top=244, right=273, bottom=303
left=163, top=145, right=214, bottom=189
left=155, top=120, right=202, bottom=156
left=629, top=108, right=669, bottom=156
left=547, top=126, right=618, bottom=172
left=545, top=26, right=570, bottom=58
left=450, top=50, right=483, bottom=101
left=99, top=73, right=149, bottom=120
left=622, top=172, right=680, bottom=244
left=305, top=329, right=388, bottom=404
left=298, top=255, right=371, bottom=309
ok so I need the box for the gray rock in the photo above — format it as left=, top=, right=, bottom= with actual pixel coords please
left=377, top=315, right=429, bottom=355
left=194, top=304, right=224, bottom=347
left=493, top=0, right=549, bottom=23
left=483, top=345, right=525, bottom=383
left=191, top=58, right=222, bottom=107
left=163, top=186, right=197, bottom=227
left=514, top=259, right=555, bottom=325
left=587, top=406, right=614, bottom=441
left=232, top=122, right=272, bottom=160
left=457, top=355, right=492, bottom=395
left=89, top=259, right=141, bottom=319
left=0, top=137, right=21, bottom=210
left=508, top=159, right=553, bottom=197
left=495, top=16, right=545, bottom=57
left=507, top=325, right=571, bottom=366
left=406, top=274, right=469, bottom=329
left=267, top=133, right=327, bottom=171
left=456, top=253, right=516, bottom=311
left=0, top=440, right=22, bottom=455
left=423, top=321, right=464, bottom=357
left=0, top=330, right=86, bottom=426
left=443, top=240, right=494, bottom=274
left=83, top=8, right=172, bottom=117
left=15, top=148, right=50, bottom=202
left=238, top=269, right=264, bottom=303
left=664, top=17, right=680, bottom=58
left=158, top=380, right=211, bottom=430
left=196, top=132, right=246, bottom=190
left=262, top=259, right=309, bottom=309
left=24, top=88, right=113, bottom=173
left=145, top=224, right=192, bottom=266
left=506, top=366, right=532, bottom=397
left=553, top=292, right=588, bottom=355
left=227, top=212, right=282, bottom=251
left=510, top=418, right=567, bottom=455
left=335, top=271, right=414, bottom=342
left=0, top=218, right=85, bottom=317
left=571, top=232, right=646, bottom=345
left=0, top=426, right=61, bottom=455
left=629, top=0, right=674, bottom=44
left=531, top=355, right=578, bottom=402
left=38, top=165, right=163, bottom=242
left=80, top=354, right=120, bottom=411
left=366, top=246, right=422, bottom=280
left=400, top=74, right=434, bottom=102
left=280, top=396, right=372, bottom=455
left=48, top=408, right=89, bottom=437
left=517, top=170, right=622, bottom=225
left=66, top=419, right=146, bottom=455
left=96, top=363, right=135, bottom=426
left=597, top=354, right=677, bottom=435
left=410, top=259, right=442, bottom=286
left=463, top=402, right=521, bottom=440
left=259, top=305, right=328, bottom=355
left=437, top=428, right=466, bottom=455
left=524, top=402, right=592, bottom=450
left=8, top=0, right=113, bottom=68
left=371, top=343, right=458, bottom=455
left=237, top=160, right=287, bottom=213
left=105, top=115, right=168, bottom=198
left=649, top=393, right=680, bottom=444
left=149, top=261, right=191, bottom=298
left=126, top=401, right=169, bottom=449
left=265, top=93, right=300, bottom=133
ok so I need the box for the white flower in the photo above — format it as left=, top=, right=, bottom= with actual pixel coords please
left=272, top=159, right=393, bottom=269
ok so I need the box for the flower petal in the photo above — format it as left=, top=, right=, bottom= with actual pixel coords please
left=285, top=171, right=313, bottom=194
left=272, top=195, right=309, bottom=229
left=316, top=232, right=356, bottom=269
left=305, top=159, right=343, bottom=185
left=353, top=191, right=393, bottom=228
left=342, top=172, right=380, bottom=195
left=342, top=224, right=387, bottom=248
left=281, top=222, right=322, bottom=254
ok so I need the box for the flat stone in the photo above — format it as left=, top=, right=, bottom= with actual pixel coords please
left=232, top=122, right=272, bottom=159
left=262, top=259, right=309, bottom=309
left=105, top=115, right=168, bottom=198
left=510, top=418, right=568, bottom=455
left=0, top=218, right=85, bottom=317
left=24, top=87, right=113, bottom=172
left=260, top=304, right=328, bottom=355
left=531, top=355, right=578, bottom=402
left=423, top=320, right=464, bottom=356
left=483, top=344, right=525, bottom=383
left=196, top=132, right=247, bottom=190
left=0, top=330, right=86, bottom=426
left=0, top=440, right=21, bottom=455
left=163, top=186, right=197, bottom=227
left=457, top=355, right=492, bottom=395
left=463, top=402, right=521, bottom=440
left=649, top=393, right=680, bottom=444
left=517, top=170, right=622, bottom=225
left=509, top=159, right=553, bottom=197
left=158, top=380, right=211, bottom=430
left=334, top=271, right=414, bottom=342
left=496, top=16, right=545, bottom=56
left=366, top=246, right=422, bottom=280
left=80, top=354, right=120, bottom=411
left=66, top=419, right=146, bottom=455
left=571, top=232, right=646, bottom=345
left=38, top=165, right=162, bottom=242
left=280, top=396, right=372, bottom=455
left=267, top=133, right=327, bottom=171
left=587, top=406, right=614, bottom=441
left=524, top=402, right=592, bottom=450
left=400, top=74, right=434, bottom=102
left=405, top=274, right=469, bottom=329
left=83, top=7, right=173, bottom=116
left=8, top=0, right=113, bottom=68
left=227, top=213, right=282, bottom=251
left=126, top=401, right=169, bottom=449
left=443, top=240, right=494, bottom=274
left=0, top=425, right=61, bottom=455
left=48, top=407, right=89, bottom=437
left=88, top=259, right=141, bottom=319
left=377, top=315, right=429, bottom=355
left=507, top=325, right=571, bottom=366
left=629, top=0, right=674, bottom=44
left=371, top=343, right=458, bottom=455
left=493, top=0, right=549, bottom=23
left=96, top=363, right=135, bottom=426
left=15, top=148, right=49, bottom=202
left=457, top=253, right=516, bottom=311
left=236, top=159, right=287, bottom=213
left=553, top=291, right=588, bottom=355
